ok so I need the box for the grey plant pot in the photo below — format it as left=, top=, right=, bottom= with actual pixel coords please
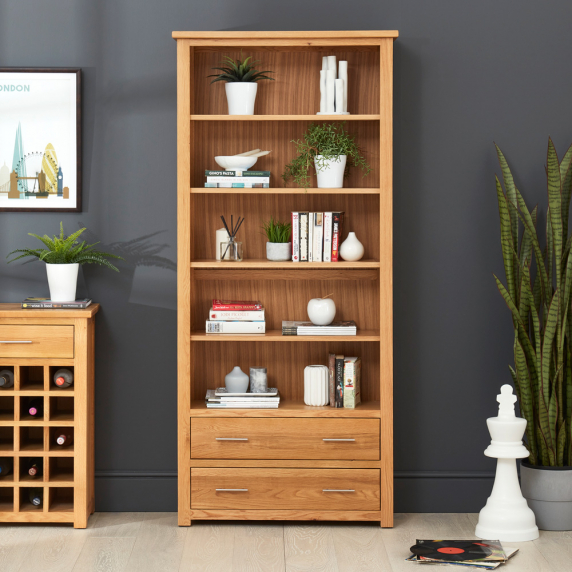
left=266, top=242, right=291, bottom=261
left=521, top=461, right=572, bottom=530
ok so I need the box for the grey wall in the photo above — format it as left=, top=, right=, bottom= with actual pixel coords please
left=1, top=0, right=571, bottom=512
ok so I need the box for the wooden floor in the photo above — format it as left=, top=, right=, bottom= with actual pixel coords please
left=0, top=513, right=569, bottom=571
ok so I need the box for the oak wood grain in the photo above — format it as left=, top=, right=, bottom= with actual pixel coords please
left=0, top=326, right=74, bottom=359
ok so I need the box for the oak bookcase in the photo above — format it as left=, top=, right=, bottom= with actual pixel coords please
left=173, top=30, right=396, bottom=526
left=0, top=304, right=98, bottom=528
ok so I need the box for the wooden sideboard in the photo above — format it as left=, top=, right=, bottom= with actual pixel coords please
left=0, top=303, right=98, bottom=528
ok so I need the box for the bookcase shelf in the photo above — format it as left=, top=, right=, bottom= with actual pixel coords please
left=175, top=30, right=395, bottom=528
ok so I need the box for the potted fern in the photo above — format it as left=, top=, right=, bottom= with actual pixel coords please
left=7, top=222, right=122, bottom=302
left=262, top=217, right=291, bottom=261
left=494, top=139, right=572, bottom=530
left=208, top=53, right=274, bottom=115
left=283, top=122, right=371, bottom=189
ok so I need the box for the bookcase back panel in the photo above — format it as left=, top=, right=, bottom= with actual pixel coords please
left=191, top=341, right=380, bottom=402
left=191, top=120, right=380, bottom=189
left=190, top=193, right=380, bottom=261
left=190, top=277, right=380, bottom=332
left=193, top=50, right=380, bottom=116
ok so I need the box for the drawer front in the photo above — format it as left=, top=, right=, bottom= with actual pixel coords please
left=191, top=468, right=380, bottom=510
left=0, top=325, right=74, bottom=358
left=191, top=418, right=380, bottom=460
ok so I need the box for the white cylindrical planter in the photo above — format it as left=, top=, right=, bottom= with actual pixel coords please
left=338, top=61, right=348, bottom=112
left=266, top=242, right=291, bottom=261
left=314, top=154, right=347, bottom=188
left=339, top=232, right=364, bottom=261
left=46, top=263, right=79, bottom=302
left=304, top=365, right=329, bottom=406
left=225, top=83, right=258, bottom=115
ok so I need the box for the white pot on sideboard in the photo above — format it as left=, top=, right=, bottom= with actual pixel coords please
left=314, top=155, right=347, bottom=188
left=46, top=263, right=79, bottom=302
left=225, top=82, right=258, bottom=115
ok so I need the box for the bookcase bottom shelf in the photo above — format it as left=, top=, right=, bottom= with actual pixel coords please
left=190, top=400, right=381, bottom=417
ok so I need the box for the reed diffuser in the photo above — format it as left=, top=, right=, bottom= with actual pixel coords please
left=220, top=214, right=244, bottom=261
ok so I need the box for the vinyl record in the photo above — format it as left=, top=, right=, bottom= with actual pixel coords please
left=410, top=541, right=492, bottom=562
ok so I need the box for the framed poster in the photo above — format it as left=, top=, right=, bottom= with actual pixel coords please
left=0, top=68, right=81, bottom=212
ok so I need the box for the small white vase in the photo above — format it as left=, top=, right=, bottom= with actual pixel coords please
left=266, top=242, right=291, bottom=261
left=339, top=232, right=364, bottom=261
left=314, top=155, right=347, bottom=188
left=46, top=263, right=79, bottom=302
left=225, top=82, right=258, bottom=115
left=224, top=366, right=249, bottom=393
left=304, top=365, right=329, bottom=406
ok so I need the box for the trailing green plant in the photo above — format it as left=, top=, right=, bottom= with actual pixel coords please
left=7, top=222, right=123, bottom=271
left=208, top=53, right=274, bottom=83
left=282, top=122, right=371, bottom=189
left=261, top=217, right=291, bottom=243
left=494, top=138, right=572, bottom=467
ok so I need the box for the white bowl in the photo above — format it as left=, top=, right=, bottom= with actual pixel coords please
left=215, top=156, right=258, bottom=171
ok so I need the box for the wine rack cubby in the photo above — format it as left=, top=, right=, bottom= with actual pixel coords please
left=0, top=303, right=98, bottom=527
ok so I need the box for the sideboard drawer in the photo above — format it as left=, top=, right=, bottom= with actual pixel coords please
left=0, top=325, right=74, bottom=358
left=191, top=468, right=380, bottom=510
left=191, top=418, right=380, bottom=460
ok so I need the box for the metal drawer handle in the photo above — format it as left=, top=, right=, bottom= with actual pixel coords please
left=322, top=438, right=355, bottom=442
left=0, top=340, right=32, bottom=344
left=323, top=489, right=355, bottom=493
left=216, top=437, right=248, bottom=441
left=216, top=488, right=248, bottom=492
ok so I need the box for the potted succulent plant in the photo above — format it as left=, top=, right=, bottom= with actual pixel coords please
left=7, top=222, right=122, bottom=302
left=282, top=122, right=371, bottom=189
left=494, top=139, right=572, bottom=530
left=261, top=217, right=291, bottom=261
left=208, top=53, right=274, bottom=115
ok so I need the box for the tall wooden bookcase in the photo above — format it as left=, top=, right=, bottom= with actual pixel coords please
left=173, top=30, right=396, bottom=526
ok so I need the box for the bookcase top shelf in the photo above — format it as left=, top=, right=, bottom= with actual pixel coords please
left=173, top=30, right=399, bottom=40
left=190, top=115, right=380, bottom=121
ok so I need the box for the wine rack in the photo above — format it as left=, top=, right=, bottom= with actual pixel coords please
left=0, top=304, right=98, bottom=527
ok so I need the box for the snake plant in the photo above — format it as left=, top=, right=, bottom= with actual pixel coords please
left=495, top=139, right=572, bottom=466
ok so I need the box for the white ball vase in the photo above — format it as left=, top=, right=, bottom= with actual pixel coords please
left=339, top=232, right=364, bottom=261
left=46, top=263, right=79, bottom=302
left=304, top=365, right=329, bottom=406
left=307, top=297, right=336, bottom=326
left=225, top=82, right=258, bottom=115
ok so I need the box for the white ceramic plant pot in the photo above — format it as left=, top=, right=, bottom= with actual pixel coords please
left=339, top=232, right=365, bottom=261
left=266, top=242, right=291, bottom=261
left=225, top=82, right=258, bottom=115
left=46, top=263, right=79, bottom=302
left=314, top=155, right=347, bottom=188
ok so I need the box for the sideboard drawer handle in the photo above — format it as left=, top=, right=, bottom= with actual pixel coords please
left=0, top=340, right=32, bottom=344
left=322, top=489, right=356, bottom=493
left=215, top=437, right=249, bottom=441
left=216, top=488, right=248, bottom=492
left=322, top=438, right=355, bottom=442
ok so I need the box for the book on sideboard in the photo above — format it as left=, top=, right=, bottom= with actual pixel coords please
left=22, top=297, right=92, bottom=309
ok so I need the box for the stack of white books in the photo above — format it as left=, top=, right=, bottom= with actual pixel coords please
left=206, top=300, right=266, bottom=334
left=205, top=388, right=280, bottom=409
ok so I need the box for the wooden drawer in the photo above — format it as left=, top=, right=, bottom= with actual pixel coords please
left=191, top=468, right=380, bottom=510
left=191, top=418, right=380, bottom=460
left=0, top=325, right=74, bottom=358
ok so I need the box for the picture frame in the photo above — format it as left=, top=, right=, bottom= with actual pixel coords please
left=0, top=68, right=82, bottom=212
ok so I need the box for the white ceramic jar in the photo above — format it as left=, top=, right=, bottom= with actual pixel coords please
left=304, top=365, right=329, bottom=406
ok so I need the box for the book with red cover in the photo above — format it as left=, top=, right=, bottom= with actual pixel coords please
left=212, top=299, right=263, bottom=311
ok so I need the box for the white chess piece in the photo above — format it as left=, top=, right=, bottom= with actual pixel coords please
left=475, top=385, right=539, bottom=542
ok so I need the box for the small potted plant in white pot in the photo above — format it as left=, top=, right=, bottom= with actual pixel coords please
left=208, top=53, right=274, bottom=116
left=262, top=217, right=291, bottom=261
left=283, top=122, right=371, bottom=189
left=7, top=222, right=122, bottom=302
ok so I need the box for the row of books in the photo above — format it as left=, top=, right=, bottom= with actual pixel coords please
left=205, top=388, right=280, bottom=409
left=204, top=170, right=270, bottom=188
left=329, top=354, right=361, bottom=408
left=205, top=299, right=266, bottom=334
left=282, top=321, right=357, bottom=336
left=291, top=212, right=344, bottom=262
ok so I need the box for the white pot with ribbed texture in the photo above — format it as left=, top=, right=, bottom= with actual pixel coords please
left=304, top=365, right=329, bottom=406
left=225, top=82, right=258, bottom=115
left=46, top=263, right=79, bottom=302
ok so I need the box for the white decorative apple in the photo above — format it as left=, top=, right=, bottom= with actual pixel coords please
left=307, top=297, right=336, bottom=326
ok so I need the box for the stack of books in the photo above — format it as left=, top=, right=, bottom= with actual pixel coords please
left=21, top=297, right=92, bottom=309
left=204, top=170, right=270, bottom=188
left=206, top=300, right=266, bottom=334
left=282, top=320, right=356, bottom=336
left=329, top=353, right=361, bottom=408
left=291, top=211, right=345, bottom=262
left=205, top=388, right=280, bottom=409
